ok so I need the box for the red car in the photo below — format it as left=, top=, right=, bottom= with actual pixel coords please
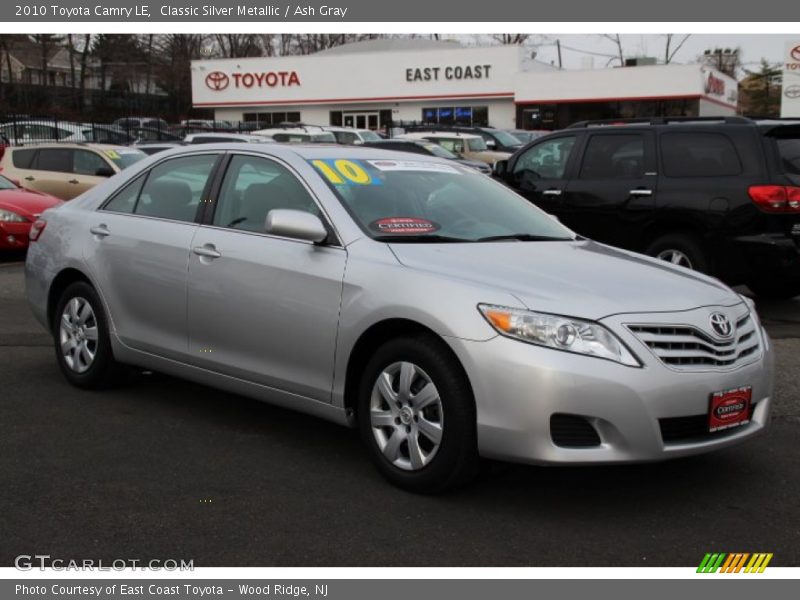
left=0, top=175, right=62, bottom=250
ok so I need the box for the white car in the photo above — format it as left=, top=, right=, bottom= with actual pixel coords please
left=324, top=127, right=383, bottom=145
left=253, top=127, right=337, bottom=144
left=183, top=133, right=271, bottom=145
left=0, top=121, right=85, bottom=145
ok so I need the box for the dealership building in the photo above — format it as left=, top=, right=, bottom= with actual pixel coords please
left=191, top=39, right=738, bottom=131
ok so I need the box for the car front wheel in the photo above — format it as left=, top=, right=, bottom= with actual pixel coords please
left=357, top=334, right=481, bottom=493
left=53, top=281, right=124, bottom=389
left=646, top=233, right=709, bottom=273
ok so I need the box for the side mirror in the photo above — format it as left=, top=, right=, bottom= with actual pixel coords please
left=265, top=209, right=328, bottom=243
left=352, top=139, right=364, bottom=145
left=493, top=159, right=509, bottom=179
left=95, top=167, right=115, bottom=177
left=486, top=140, right=496, bottom=149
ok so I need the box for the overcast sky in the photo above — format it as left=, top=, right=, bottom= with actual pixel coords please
left=453, top=34, right=796, bottom=75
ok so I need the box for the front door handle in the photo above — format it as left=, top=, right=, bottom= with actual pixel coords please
left=68, top=179, right=80, bottom=184
left=24, top=176, right=35, bottom=181
left=90, top=224, right=110, bottom=238
left=192, top=245, right=222, bottom=259
left=542, top=189, right=562, bottom=196
left=629, top=189, right=653, bottom=196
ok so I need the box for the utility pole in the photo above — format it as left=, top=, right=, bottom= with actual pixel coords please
left=556, top=39, right=562, bottom=69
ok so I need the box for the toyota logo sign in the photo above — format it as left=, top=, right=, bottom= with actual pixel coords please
left=791, top=45, right=800, bottom=62
left=205, top=71, right=230, bottom=91
left=785, top=84, right=800, bottom=99
left=709, top=312, right=733, bottom=338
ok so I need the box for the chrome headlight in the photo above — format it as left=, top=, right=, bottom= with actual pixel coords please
left=0, top=208, right=26, bottom=222
left=478, top=304, right=640, bottom=367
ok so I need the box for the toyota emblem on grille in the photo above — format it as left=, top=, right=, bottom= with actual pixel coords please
left=709, top=312, right=733, bottom=338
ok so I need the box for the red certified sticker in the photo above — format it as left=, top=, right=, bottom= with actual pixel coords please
left=708, top=386, right=752, bottom=432
left=370, top=217, right=440, bottom=234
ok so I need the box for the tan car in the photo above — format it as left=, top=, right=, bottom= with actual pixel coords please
left=0, top=143, right=146, bottom=200
left=398, top=132, right=511, bottom=165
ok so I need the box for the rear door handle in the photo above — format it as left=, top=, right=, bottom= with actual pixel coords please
left=90, top=225, right=110, bottom=238
left=68, top=179, right=80, bottom=184
left=24, top=176, right=35, bottom=181
left=629, top=189, right=653, bottom=196
left=542, top=189, right=562, bottom=196
left=192, top=245, right=222, bottom=259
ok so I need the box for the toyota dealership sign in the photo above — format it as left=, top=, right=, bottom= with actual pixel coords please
left=204, top=70, right=301, bottom=91
left=782, top=41, right=800, bottom=117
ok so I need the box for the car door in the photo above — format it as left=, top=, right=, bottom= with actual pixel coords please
left=86, top=152, right=221, bottom=361
left=25, top=148, right=74, bottom=199
left=186, top=153, right=346, bottom=403
left=507, top=134, right=580, bottom=217
left=561, top=131, right=657, bottom=247
left=70, top=149, right=111, bottom=197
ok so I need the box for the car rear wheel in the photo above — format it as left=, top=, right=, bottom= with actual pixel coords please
left=646, top=233, right=709, bottom=273
left=53, top=281, right=125, bottom=389
left=357, top=334, right=481, bottom=493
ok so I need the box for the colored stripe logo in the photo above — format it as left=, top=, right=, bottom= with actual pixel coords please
left=697, top=553, right=773, bottom=573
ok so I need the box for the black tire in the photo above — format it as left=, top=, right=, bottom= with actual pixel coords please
left=747, top=280, right=800, bottom=300
left=357, top=334, right=481, bottom=493
left=52, top=281, right=125, bottom=389
left=645, top=233, right=710, bottom=273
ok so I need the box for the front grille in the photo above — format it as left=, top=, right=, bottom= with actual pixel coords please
left=550, top=414, right=601, bottom=448
left=627, top=313, right=760, bottom=371
left=659, top=403, right=757, bottom=444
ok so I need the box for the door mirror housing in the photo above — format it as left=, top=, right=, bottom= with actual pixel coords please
left=486, top=139, right=496, bottom=149
left=265, top=209, right=328, bottom=243
left=95, top=167, right=115, bottom=177
left=493, top=159, right=509, bottom=179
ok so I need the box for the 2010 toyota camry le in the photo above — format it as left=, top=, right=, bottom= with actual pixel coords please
left=25, top=144, right=775, bottom=492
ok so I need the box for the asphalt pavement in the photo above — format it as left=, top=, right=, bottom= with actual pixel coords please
left=1, top=256, right=799, bottom=567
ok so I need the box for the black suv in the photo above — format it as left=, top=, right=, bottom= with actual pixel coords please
left=404, top=125, right=523, bottom=153
left=493, top=116, right=800, bottom=299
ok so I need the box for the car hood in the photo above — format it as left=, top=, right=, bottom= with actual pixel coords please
left=0, top=189, right=62, bottom=219
left=455, top=158, right=490, bottom=171
left=389, top=239, right=741, bottom=320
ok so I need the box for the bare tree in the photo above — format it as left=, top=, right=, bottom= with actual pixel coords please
left=663, top=34, right=691, bottom=64
left=602, top=34, right=625, bottom=67
left=31, top=34, right=63, bottom=86
left=213, top=34, right=262, bottom=58
left=491, top=34, right=530, bottom=45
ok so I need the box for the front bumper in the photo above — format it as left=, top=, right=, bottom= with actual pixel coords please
left=448, top=307, right=774, bottom=465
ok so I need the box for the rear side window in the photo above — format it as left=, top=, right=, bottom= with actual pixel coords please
left=35, top=149, right=73, bottom=173
left=12, top=148, right=37, bottom=169
left=660, top=132, right=742, bottom=177
left=775, top=138, right=800, bottom=175
left=580, top=134, right=645, bottom=179
left=103, top=174, right=146, bottom=214
left=134, top=154, right=218, bottom=222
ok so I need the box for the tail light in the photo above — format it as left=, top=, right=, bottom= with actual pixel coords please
left=28, top=219, right=46, bottom=242
left=748, top=185, right=800, bottom=212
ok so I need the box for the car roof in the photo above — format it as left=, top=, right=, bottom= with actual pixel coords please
left=10, top=142, right=141, bottom=151
left=400, top=131, right=481, bottom=140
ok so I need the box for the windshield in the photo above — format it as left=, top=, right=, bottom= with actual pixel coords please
left=359, top=130, right=382, bottom=142
left=489, top=130, right=522, bottom=147
left=310, top=158, right=575, bottom=243
left=422, top=143, right=458, bottom=159
left=776, top=138, right=800, bottom=174
left=467, top=138, right=488, bottom=151
left=103, top=148, right=147, bottom=170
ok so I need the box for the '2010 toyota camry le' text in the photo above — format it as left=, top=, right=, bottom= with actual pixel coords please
left=25, top=144, right=775, bottom=492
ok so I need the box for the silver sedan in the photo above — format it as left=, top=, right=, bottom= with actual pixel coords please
left=25, top=144, right=775, bottom=492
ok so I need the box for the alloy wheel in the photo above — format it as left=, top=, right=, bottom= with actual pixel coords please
left=59, top=297, right=98, bottom=374
left=656, top=249, right=694, bottom=269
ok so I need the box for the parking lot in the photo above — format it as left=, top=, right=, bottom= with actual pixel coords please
left=1, top=253, right=799, bottom=567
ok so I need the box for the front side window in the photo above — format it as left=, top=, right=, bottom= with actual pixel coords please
left=73, top=150, right=110, bottom=176
left=513, top=136, right=577, bottom=180
left=134, top=154, right=218, bottom=222
left=579, top=134, right=645, bottom=179
left=435, top=138, right=465, bottom=154
left=213, top=155, right=319, bottom=233
left=466, top=138, right=488, bottom=152
left=310, top=157, right=574, bottom=243
left=660, top=132, right=741, bottom=177
left=333, top=131, right=359, bottom=145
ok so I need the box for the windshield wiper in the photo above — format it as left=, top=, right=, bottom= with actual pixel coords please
left=477, top=234, right=575, bottom=242
left=373, top=234, right=471, bottom=243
